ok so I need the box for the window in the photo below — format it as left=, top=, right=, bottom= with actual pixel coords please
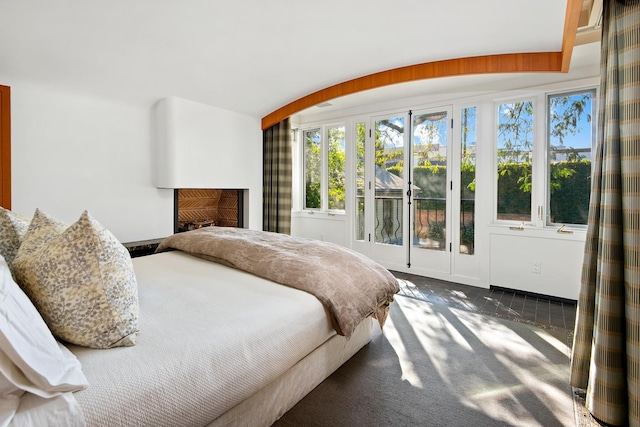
left=304, top=129, right=321, bottom=210
left=375, top=116, right=405, bottom=245
left=547, top=89, right=595, bottom=226
left=327, top=126, right=346, bottom=210
left=496, top=100, right=534, bottom=223
left=302, top=125, right=346, bottom=212
left=460, top=106, right=476, bottom=254
left=494, top=88, right=595, bottom=227
left=355, top=122, right=366, bottom=240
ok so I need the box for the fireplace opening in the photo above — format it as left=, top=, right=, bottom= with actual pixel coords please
left=174, top=189, right=244, bottom=234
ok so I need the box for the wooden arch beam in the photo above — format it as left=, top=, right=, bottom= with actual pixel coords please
left=262, top=0, right=583, bottom=130
left=0, top=85, right=10, bottom=209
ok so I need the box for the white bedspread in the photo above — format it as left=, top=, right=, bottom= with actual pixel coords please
left=69, top=251, right=336, bottom=427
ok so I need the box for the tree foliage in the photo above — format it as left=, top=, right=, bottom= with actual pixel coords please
left=375, top=118, right=404, bottom=172
left=498, top=101, right=534, bottom=163
left=309, top=93, right=591, bottom=225
left=327, top=127, right=346, bottom=210
left=549, top=94, right=591, bottom=152
left=304, top=130, right=321, bottom=209
left=304, top=127, right=346, bottom=210
left=495, top=94, right=592, bottom=224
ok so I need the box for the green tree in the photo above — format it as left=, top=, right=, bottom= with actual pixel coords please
left=498, top=101, right=534, bottom=162
left=328, top=126, right=346, bottom=210
left=304, top=130, right=321, bottom=209
left=547, top=92, right=592, bottom=224
left=304, top=127, right=346, bottom=210
left=549, top=94, right=591, bottom=153
left=461, top=107, right=476, bottom=192
left=548, top=93, right=592, bottom=192
left=355, top=122, right=366, bottom=196
left=496, top=93, right=592, bottom=223
left=497, top=101, right=534, bottom=193
left=375, top=118, right=404, bottom=171
left=413, top=114, right=446, bottom=166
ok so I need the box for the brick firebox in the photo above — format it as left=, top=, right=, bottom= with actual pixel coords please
left=174, top=189, right=243, bottom=233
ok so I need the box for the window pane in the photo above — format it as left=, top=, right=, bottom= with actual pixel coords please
left=460, top=107, right=476, bottom=255
left=304, top=129, right=321, bottom=209
left=548, top=90, right=594, bottom=225
left=412, top=111, right=448, bottom=252
left=497, top=101, right=533, bottom=222
left=375, top=117, right=404, bottom=246
left=355, top=122, right=366, bottom=241
left=327, top=126, right=346, bottom=210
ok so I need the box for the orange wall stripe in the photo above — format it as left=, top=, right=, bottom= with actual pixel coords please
left=0, top=85, right=10, bottom=210
left=262, top=0, right=583, bottom=130
left=562, top=0, right=584, bottom=72
left=262, top=52, right=563, bottom=130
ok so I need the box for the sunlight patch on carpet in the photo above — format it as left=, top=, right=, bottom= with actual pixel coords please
left=534, top=329, right=571, bottom=356
left=383, top=315, right=424, bottom=389
left=389, top=295, right=575, bottom=427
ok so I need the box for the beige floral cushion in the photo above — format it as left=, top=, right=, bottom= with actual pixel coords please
left=0, top=207, right=31, bottom=273
left=14, top=209, right=68, bottom=256
left=13, top=210, right=139, bottom=349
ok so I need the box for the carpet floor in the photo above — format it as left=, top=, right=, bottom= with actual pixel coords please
left=274, top=295, right=576, bottom=427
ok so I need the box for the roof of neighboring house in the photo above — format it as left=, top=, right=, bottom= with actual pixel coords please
left=374, top=165, right=421, bottom=195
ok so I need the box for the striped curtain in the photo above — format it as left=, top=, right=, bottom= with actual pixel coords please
left=263, top=118, right=292, bottom=234
left=569, top=1, right=640, bottom=425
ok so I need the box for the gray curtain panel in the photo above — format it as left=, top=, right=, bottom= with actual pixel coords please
left=570, top=0, right=640, bottom=425
left=263, top=118, right=292, bottom=234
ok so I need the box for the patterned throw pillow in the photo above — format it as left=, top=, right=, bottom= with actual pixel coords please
left=13, top=210, right=139, bottom=349
left=14, top=209, right=67, bottom=258
left=0, top=207, right=31, bottom=273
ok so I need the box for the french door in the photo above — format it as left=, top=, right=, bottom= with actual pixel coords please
left=408, top=107, right=452, bottom=274
left=353, top=107, right=452, bottom=274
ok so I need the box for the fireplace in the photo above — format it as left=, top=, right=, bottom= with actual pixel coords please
left=174, top=189, right=244, bottom=234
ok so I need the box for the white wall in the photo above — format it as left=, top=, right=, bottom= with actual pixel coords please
left=4, top=77, right=263, bottom=242
left=489, top=230, right=585, bottom=300
left=291, top=212, right=346, bottom=246
left=155, top=96, right=263, bottom=229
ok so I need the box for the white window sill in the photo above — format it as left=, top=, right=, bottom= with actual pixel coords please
left=292, top=210, right=346, bottom=220
left=487, top=223, right=587, bottom=241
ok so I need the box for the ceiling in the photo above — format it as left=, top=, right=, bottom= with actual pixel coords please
left=0, top=1, right=601, bottom=123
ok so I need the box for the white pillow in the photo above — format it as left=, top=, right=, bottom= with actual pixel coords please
left=8, top=392, right=86, bottom=427
left=0, top=372, right=24, bottom=427
left=0, top=255, right=88, bottom=396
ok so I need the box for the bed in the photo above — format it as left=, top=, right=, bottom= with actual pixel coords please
left=0, top=208, right=399, bottom=427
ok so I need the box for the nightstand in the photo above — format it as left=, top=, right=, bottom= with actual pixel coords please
left=122, top=238, right=166, bottom=258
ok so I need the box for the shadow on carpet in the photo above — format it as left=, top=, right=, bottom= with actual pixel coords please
left=274, top=295, right=575, bottom=427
